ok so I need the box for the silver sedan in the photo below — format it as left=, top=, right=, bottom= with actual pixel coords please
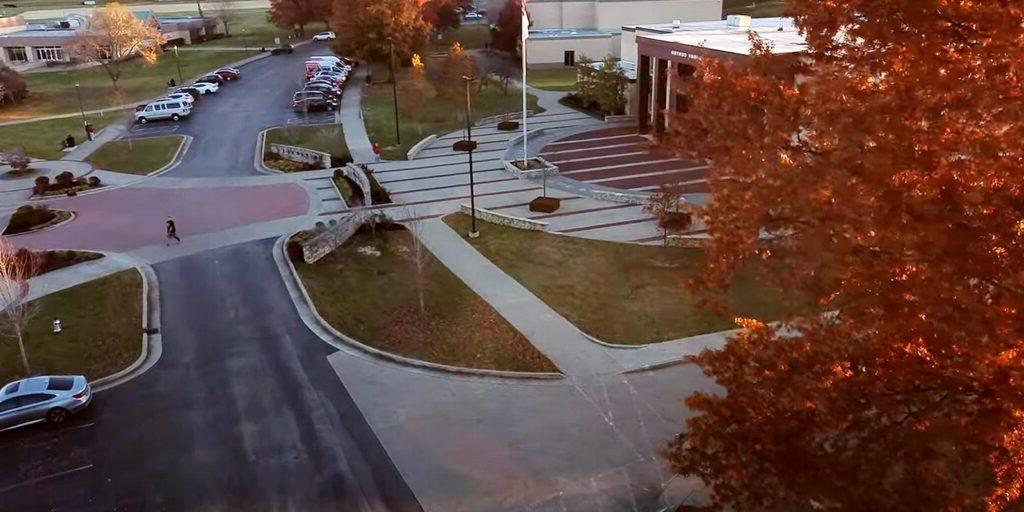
left=0, top=375, right=92, bottom=431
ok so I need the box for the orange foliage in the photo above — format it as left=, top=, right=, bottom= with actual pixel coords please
left=662, top=1, right=1024, bottom=511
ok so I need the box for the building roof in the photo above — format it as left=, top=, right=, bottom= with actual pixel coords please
left=528, top=28, right=620, bottom=40
left=635, top=17, right=806, bottom=55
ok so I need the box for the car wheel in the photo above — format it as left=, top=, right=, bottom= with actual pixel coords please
left=138, top=117, right=148, bottom=124
left=171, top=114, right=180, bottom=121
left=47, top=408, right=69, bottom=424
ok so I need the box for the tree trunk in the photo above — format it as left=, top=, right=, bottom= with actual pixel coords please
left=223, top=21, right=231, bottom=37
left=16, top=330, right=30, bottom=376
left=418, top=286, right=425, bottom=314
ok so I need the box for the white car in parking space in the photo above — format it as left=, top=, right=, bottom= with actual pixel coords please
left=165, top=92, right=194, bottom=105
left=312, top=31, right=336, bottom=41
left=191, top=81, right=219, bottom=94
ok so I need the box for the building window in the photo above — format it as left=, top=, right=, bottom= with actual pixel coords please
left=5, top=47, right=27, bottom=63
left=34, top=46, right=65, bottom=62
left=563, top=50, right=575, bottom=67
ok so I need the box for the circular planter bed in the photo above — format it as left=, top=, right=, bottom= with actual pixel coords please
left=3, top=205, right=73, bottom=235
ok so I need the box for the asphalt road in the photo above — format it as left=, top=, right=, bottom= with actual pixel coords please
left=0, top=240, right=422, bottom=512
left=127, top=42, right=337, bottom=178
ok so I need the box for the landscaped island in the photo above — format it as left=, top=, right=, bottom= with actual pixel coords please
left=445, top=213, right=806, bottom=344
left=294, top=225, right=557, bottom=373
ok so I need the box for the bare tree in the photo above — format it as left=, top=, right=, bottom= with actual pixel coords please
left=643, top=183, right=692, bottom=246
left=69, top=2, right=163, bottom=91
left=212, top=0, right=240, bottom=37
left=399, top=208, right=432, bottom=314
left=0, top=240, right=40, bottom=376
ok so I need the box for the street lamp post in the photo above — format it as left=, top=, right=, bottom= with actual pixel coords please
left=389, top=37, right=401, bottom=145
left=74, top=83, right=89, bottom=141
left=521, top=0, right=529, bottom=167
left=452, top=76, right=479, bottom=238
left=173, top=45, right=183, bottom=84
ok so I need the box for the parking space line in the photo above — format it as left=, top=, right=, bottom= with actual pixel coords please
left=0, top=464, right=93, bottom=495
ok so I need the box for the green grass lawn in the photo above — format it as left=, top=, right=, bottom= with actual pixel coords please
left=363, top=66, right=541, bottom=160
left=722, top=0, right=788, bottom=16
left=0, top=50, right=250, bottom=120
left=0, top=270, right=143, bottom=384
left=526, top=67, right=578, bottom=92
left=296, top=227, right=557, bottom=372
left=265, top=123, right=349, bottom=159
left=87, top=135, right=184, bottom=174
left=0, top=110, right=127, bottom=160
left=191, top=9, right=327, bottom=49
left=444, top=213, right=808, bottom=345
left=430, top=25, right=492, bottom=51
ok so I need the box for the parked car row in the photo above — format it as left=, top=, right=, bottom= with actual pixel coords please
left=134, top=66, right=242, bottom=124
left=293, top=55, right=355, bottom=113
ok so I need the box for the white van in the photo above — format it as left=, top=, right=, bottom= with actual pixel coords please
left=134, top=99, right=191, bottom=124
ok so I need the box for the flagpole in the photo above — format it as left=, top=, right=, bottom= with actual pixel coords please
left=521, top=0, right=528, bottom=167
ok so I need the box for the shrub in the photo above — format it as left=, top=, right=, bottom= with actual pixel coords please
left=4, top=204, right=56, bottom=235
left=55, top=171, right=75, bottom=187
left=0, top=65, right=28, bottom=107
left=87, top=176, right=101, bottom=187
left=34, top=175, right=50, bottom=190
left=329, top=153, right=353, bottom=167
left=1, top=147, right=31, bottom=170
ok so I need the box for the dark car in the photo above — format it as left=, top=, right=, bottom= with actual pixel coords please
left=270, top=44, right=294, bottom=55
left=195, top=73, right=225, bottom=85
left=303, top=83, right=342, bottom=98
left=214, top=69, right=240, bottom=81
left=292, top=91, right=337, bottom=112
left=174, top=87, right=201, bottom=101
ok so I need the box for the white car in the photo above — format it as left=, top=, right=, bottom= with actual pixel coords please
left=312, top=31, right=336, bottom=41
left=191, top=81, right=219, bottom=94
left=465, top=12, right=483, bottom=20
left=164, top=92, right=194, bottom=105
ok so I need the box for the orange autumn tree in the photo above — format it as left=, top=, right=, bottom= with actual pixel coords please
left=662, top=1, right=1024, bottom=511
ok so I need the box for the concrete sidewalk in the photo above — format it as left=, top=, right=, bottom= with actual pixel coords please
left=339, top=65, right=376, bottom=163
left=417, top=217, right=621, bottom=377
left=61, top=122, right=128, bottom=161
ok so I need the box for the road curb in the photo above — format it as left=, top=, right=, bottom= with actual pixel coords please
left=92, top=263, right=162, bottom=392
left=253, top=127, right=283, bottom=175
left=272, top=233, right=564, bottom=381
left=146, top=134, right=192, bottom=177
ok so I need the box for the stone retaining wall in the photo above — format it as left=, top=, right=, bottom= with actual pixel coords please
left=406, top=134, right=438, bottom=160
left=340, top=164, right=373, bottom=205
left=460, top=204, right=548, bottom=231
left=302, top=213, right=360, bottom=264
left=590, top=188, right=653, bottom=205
left=270, top=143, right=331, bottom=168
left=504, top=156, right=558, bottom=180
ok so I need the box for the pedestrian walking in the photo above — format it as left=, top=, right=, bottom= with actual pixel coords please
left=372, top=142, right=381, bottom=162
left=166, top=216, right=181, bottom=245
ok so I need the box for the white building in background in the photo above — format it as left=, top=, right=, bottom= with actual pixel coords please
left=525, top=0, right=721, bottom=67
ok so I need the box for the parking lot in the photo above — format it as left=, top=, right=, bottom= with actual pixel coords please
left=126, top=42, right=344, bottom=178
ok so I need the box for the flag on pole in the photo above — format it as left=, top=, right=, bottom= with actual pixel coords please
left=521, top=0, right=529, bottom=41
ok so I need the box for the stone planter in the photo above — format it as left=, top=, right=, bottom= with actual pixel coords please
left=497, top=120, right=519, bottom=131
left=529, top=196, right=561, bottom=213
left=503, top=157, right=558, bottom=179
